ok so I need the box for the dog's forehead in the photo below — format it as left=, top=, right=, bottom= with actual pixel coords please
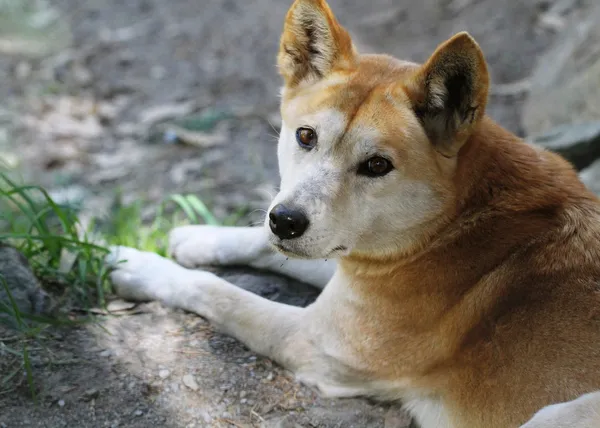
left=282, top=55, right=417, bottom=114
left=281, top=55, right=421, bottom=152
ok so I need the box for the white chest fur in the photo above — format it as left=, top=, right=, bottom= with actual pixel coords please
left=403, top=396, right=453, bottom=428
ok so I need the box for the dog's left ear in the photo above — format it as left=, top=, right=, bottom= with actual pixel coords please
left=278, top=0, right=358, bottom=88
left=406, top=32, right=489, bottom=157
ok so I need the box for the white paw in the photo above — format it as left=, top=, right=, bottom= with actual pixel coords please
left=169, top=225, right=252, bottom=268
left=106, top=246, right=191, bottom=302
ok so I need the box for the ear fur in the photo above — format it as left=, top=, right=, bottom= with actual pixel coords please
left=406, top=32, right=490, bottom=157
left=277, top=0, right=358, bottom=88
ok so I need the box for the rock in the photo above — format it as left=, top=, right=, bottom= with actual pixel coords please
left=158, top=369, right=171, bottom=379
left=523, top=3, right=600, bottom=135
left=384, top=406, right=413, bottom=428
left=58, top=399, right=65, bottom=407
left=99, top=350, right=112, bottom=358
left=72, top=63, right=93, bottom=87
left=182, top=374, right=199, bottom=392
left=205, top=266, right=320, bottom=308
left=579, top=158, right=600, bottom=195
left=81, top=388, right=100, bottom=402
left=96, top=102, right=119, bottom=125
left=138, top=101, right=196, bottom=126
left=528, top=121, right=600, bottom=170
left=114, top=122, right=143, bottom=138
left=264, top=415, right=304, bottom=428
left=0, top=244, right=53, bottom=325
left=14, top=61, right=33, bottom=80
left=106, top=299, right=137, bottom=313
left=159, top=123, right=227, bottom=148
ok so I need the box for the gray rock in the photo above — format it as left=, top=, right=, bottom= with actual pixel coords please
left=0, top=244, right=52, bottom=325
left=579, top=158, right=600, bottom=195
left=528, top=122, right=600, bottom=170
left=523, top=2, right=600, bottom=135
left=205, top=266, right=320, bottom=308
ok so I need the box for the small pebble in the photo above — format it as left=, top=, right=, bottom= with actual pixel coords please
left=58, top=399, right=65, bottom=407
left=81, top=388, right=99, bottom=401
left=158, top=369, right=171, bottom=379
left=182, top=374, right=199, bottom=392
left=99, top=350, right=111, bottom=358
left=134, top=410, right=143, bottom=417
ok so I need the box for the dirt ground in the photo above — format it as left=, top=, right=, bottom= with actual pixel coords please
left=0, top=0, right=596, bottom=426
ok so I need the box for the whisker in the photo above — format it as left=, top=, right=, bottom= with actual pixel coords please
left=267, top=119, right=280, bottom=137
left=248, top=208, right=268, bottom=216
left=256, top=187, right=277, bottom=201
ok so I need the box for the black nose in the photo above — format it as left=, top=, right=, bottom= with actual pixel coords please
left=269, top=204, right=309, bottom=240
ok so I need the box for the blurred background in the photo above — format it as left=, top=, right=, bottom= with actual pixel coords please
left=0, top=0, right=599, bottom=427
left=1, top=0, right=599, bottom=225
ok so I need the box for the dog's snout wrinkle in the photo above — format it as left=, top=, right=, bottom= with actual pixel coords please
left=269, top=204, right=310, bottom=240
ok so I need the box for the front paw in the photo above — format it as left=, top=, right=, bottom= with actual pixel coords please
left=106, top=246, right=189, bottom=302
left=168, top=225, right=240, bottom=268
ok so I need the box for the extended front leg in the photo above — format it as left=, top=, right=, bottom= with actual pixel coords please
left=168, top=225, right=335, bottom=289
left=108, top=247, right=330, bottom=373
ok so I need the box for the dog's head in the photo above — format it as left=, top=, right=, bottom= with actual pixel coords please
left=266, top=0, right=490, bottom=259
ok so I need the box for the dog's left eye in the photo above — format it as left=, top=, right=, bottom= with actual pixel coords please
left=357, top=156, right=394, bottom=177
left=296, top=127, right=317, bottom=149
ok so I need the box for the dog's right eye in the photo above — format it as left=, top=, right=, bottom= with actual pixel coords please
left=296, top=127, right=317, bottom=150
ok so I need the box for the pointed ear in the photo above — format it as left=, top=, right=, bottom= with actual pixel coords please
left=278, top=0, right=358, bottom=88
left=406, top=32, right=489, bottom=157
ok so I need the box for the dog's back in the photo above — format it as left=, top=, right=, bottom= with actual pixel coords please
left=426, top=121, right=600, bottom=426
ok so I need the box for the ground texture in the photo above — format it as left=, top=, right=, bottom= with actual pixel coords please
left=1, top=0, right=599, bottom=426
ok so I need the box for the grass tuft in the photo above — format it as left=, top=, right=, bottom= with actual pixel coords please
left=0, top=171, right=240, bottom=397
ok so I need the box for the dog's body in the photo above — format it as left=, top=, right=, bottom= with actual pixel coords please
left=109, top=1, right=600, bottom=426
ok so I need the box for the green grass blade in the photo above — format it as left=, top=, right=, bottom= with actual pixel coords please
left=169, top=194, right=199, bottom=224
left=181, top=194, right=221, bottom=226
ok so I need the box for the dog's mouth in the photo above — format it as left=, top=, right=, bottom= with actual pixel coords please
left=272, top=241, right=349, bottom=259
left=271, top=242, right=312, bottom=258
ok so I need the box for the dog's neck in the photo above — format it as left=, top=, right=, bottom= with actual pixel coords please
left=338, top=117, right=590, bottom=305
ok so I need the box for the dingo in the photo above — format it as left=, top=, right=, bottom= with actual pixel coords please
left=108, top=1, right=600, bottom=426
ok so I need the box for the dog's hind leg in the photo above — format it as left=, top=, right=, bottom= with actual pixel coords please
left=168, top=225, right=335, bottom=289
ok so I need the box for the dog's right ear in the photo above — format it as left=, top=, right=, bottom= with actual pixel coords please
left=278, top=0, right=358, bottom=88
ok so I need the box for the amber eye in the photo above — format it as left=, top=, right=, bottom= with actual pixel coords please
left=357, top=156, right=394, bottom=177
left=296, top=127, right=317, bottom=149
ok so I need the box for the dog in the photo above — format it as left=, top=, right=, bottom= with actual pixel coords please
left=107, top=1, right=600, bottom=426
